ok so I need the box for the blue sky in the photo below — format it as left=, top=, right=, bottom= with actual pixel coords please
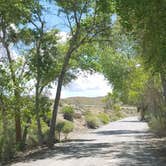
left=41, top=1, right=69, bottom=32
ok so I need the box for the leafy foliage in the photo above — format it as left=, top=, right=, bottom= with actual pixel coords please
left=55, top=120, right=74, bottom=141
left=98, top=113, right=110, bottom=124
left=85, top=112, right=100, bottom=129
left=62, top=105, right=75, bottom=121
left=0, top=121, right=16, bottom=163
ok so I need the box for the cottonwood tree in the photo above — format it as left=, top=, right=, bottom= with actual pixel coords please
left=0, top=0, right=39, bottom=146
left=115, top=0, right=166, bottom=102
left=25, top=5, right=81, bottom=145
left=27, top=24, right=60, bottom=144
left=0, top=59, right=28, bottom=159
left=48, top=0, right=114, bottom=147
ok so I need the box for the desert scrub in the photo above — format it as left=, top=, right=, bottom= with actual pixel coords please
left=85, top=112, right=100, bottom=129
left=62, top=105, right=74, bottom=121
left=109, top=105, right=124, bottom=121
left=62, top=121, right=74, bottom=140
left=112, top=105, right=121, bottom=111
left=55, top=120, right=74, bottom=141
left=98, top=112, right=110, bottom=124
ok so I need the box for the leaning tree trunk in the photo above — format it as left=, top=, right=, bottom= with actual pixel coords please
left=48, top=49, right=72, bottom=148
left=48, top=25, right=84, bottom=147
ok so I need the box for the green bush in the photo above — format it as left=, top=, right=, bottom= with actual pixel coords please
left=55, top=120, right=74, bottom=141
left=148, top=116, right=166, bottom=136
left=85, top=112, right=100, bottom=129
left=26, top=120, right=39, bottom=146
left=0, top=127, right=16, bottom=163
left=112, top=105, right=121, bottom=111
left=110, top=110, right=124, bottom=121
left=41, top=120, right=50, bottom=144
left=55, top=121, right=65, bottom=141
left=62, top=105, right=74, bottom=121
left=62, top=121, right=74, bottom=139
left=26, top=119, right=49, bottom=146
left=98, top=112, right=110, bottom=124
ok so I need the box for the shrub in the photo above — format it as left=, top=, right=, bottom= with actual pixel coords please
left=148, top=116, right=166, bottom=136
left=98, top=112, right=110, bottom=124
left=112, top=105, right=121, bottom=111
left=41, top=120, right=50, bottom=144
left=62, top=121, right=74, bottom=140
left=55, top=121, right=65, bottom=142
left=62, top=105, right=74, bottom=121
left=0, top=126, right=16, bottom=163
left=85, top=112, right=100, bottom=129
left=26, top=120, right=39, bottom=147
left=55, top=120, right=74, bottom=141
left=110, top=110, right=124, bottom=121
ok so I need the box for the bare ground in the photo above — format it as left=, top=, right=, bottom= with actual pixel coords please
left=9, top=117, right=166, bottom=166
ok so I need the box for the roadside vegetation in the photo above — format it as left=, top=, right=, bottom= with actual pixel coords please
left=55, top=120, right=74, bottom=142
left=62, top=105, right=75, bottom=121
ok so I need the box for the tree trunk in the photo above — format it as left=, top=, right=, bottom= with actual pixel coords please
left=0, top=98, right=7, bottom=139
left=22, top=118, right=31, bottom=149
left=58, top=132, right=61, bottom=142
left=161, top=73, right=166, bottom=103
left=35, top=37, right=44, bottom=145
left=2, top=38, right=22, bottom=144
left=48, top=49, right=72, bottom=148
left=35, top=77, right=43, bottom=145
left=48, top=26, right=83, bottom=147
left=15, top=113, right=22, bottom=143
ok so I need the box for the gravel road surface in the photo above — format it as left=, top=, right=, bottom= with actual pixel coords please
left=10, top=117, right=166, bottom=166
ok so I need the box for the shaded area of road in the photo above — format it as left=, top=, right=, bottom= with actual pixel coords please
left=10, top=117, right=166, bottom=166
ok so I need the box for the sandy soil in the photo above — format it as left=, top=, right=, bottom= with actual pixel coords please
left=10, top=117, right=166, bottom=166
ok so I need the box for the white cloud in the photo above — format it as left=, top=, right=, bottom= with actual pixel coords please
left=50, top=72, right=112, bottom=99
left=57, top=31, right=70, bottom=43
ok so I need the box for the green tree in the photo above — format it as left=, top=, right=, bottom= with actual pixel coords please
left=0, top=0, right=41, bottom=146
left=27, top=26, right=59, bottom=145
left=48, top=0, right=114, bottom=147
left=115, top=0, right=166, bottom=102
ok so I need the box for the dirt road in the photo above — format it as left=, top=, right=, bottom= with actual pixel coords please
left=11, top=117, right=166, bottom=166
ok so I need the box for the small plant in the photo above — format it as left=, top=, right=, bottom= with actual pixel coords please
left=85, top=112, right=100, bottom=129
left=55, top=120, right=74, bottom=141
left=110, top=105, right=124, bottom=121
left=98, top=112, right=110, bottom=124
left=62, top=121, right=74, bottom=140
left=62, top=105, right=74, bottom=121
left=55, top=121, right=65, bottom=142
left=112, top=104, right=121, bottom=111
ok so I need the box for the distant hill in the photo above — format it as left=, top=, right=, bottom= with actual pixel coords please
left=61, top=96, right=105, bottom=110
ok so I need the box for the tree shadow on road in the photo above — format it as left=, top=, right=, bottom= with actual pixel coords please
left=8, top=129, right=166, bottom=166
left=94, top=130, right=149, bottom=135
left=21, top=142, right=117, bottom=160
left=107, top=135, right=166, bottom=166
